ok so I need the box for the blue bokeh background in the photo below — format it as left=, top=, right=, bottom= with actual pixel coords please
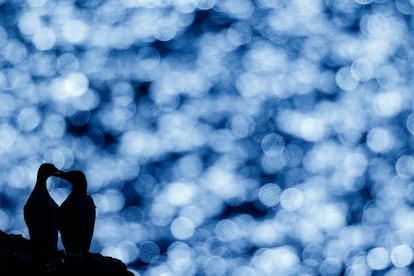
left=1, top=0, right=414, bottom=275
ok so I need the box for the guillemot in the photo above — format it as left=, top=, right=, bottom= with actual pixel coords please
left=57, top=170, right=96, bottom=255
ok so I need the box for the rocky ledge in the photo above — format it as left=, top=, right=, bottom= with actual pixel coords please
left=0, top=230, right=134, bottom=275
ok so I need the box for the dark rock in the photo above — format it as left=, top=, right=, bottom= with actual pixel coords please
left=0, top=229, right=134, bottom=275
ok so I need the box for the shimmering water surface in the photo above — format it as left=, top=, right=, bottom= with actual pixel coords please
left=1, top=0, right=414, bottom=275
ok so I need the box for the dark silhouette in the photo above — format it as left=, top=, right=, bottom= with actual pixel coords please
left=23, top=163, right=61, bottom=261
left=2, top=165, right=132, bottom=275
left=0, top=229, right=134, bottom=275
left=56, top=170, right=96, bottom=256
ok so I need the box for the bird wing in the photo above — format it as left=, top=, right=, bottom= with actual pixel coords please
left=57, top=194, right=96, bottom=253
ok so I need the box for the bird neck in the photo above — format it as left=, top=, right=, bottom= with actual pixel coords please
left=33, top=179, right=48, bottom=192
left=36, top=172, right=50, bottom=184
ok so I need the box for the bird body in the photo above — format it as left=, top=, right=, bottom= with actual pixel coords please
left=57, top=171, right=96, bottom=255
left=23, top=163, right=60, bottom=259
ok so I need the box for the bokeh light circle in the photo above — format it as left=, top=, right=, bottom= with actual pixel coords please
left=258, top=183, right=281, bottom=207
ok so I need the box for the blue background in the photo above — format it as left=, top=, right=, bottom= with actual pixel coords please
left=0, top=0, right=413, bottom=275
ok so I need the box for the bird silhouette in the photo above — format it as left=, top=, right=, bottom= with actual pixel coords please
left=57, top=170, right=96, bottom=256
left=23, top=163, right=61, bottom=260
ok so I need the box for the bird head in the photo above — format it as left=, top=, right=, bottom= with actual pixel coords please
left=37, top=163, right=62, bottom=182
left=57, top=170, right=88, bottom=194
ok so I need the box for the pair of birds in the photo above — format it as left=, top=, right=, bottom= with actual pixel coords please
left=23, top=163, right=96, bottom=261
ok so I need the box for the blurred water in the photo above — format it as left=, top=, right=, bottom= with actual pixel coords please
left=1, top=0, right=414, bottom=275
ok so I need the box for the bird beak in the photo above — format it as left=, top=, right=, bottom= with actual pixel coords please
left=52, top=170, right=64, bottom=176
